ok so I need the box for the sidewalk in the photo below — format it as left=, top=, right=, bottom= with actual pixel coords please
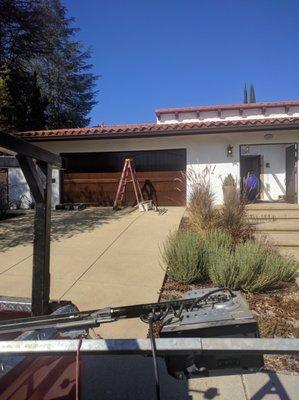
left=189, top=371, right=298, bottom=399
left=80, top=355, right=299, bottom=399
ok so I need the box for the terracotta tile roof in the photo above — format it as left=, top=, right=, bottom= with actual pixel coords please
left=16, top=116, right=299, bottom=140
left=155, top=100, right=299, bottom=115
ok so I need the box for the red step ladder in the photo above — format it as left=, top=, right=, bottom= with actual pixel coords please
left=113, top=158, right=143, bottom=210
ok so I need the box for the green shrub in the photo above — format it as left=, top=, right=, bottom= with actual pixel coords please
left=205, top=239, right=298, bottom=292
left=203, top=228, right=233, bottom=271
left=203, top=228, right=234, bottom=285
left=248, top=250, right=298, bottom=292
left=206, top=246, right=235, bottom=288
left=232, top=241, right=268, bottom=290
left=204, top=228, right=233, bottom=250
left=161, top=229, right=205, bottom=284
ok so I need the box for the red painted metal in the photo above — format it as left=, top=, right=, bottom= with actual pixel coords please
left=0, top=355, right=77, bottom=400
left=0, top=308, right=31, bottom=340
left=113, top=158, right=143, bottom=209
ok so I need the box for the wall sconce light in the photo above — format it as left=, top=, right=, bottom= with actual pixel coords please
left=244, top=145, right=250, bottom=154
left=227, top=144, right=233, bottom=157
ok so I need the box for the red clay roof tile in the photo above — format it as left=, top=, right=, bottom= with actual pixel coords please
left=15, top=116, right=299, bottom=140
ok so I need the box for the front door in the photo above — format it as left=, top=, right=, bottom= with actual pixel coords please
left=285, top=144, right=298, bottom=203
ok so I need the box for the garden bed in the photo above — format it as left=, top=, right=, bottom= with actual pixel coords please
left=159, top=170, right=298, bottom=373
left=158, top=274, right=299, bottom=374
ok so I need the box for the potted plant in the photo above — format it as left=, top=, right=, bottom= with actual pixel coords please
left=222, top=174, right=237, bottom=203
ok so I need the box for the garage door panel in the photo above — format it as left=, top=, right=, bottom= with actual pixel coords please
left=61, top=150, right=186, bottom=206
left=63, top=149, right=186, bottom=173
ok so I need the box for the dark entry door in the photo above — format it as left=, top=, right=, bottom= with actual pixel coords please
left=285, top=144, right=298, bottom=204
left=240, top=155, right=261, bottom=199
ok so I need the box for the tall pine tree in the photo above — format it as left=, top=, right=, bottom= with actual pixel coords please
left=0, top=0, right=97, bottom=131
left=0, top=68, right=48, bottom=132
left=30, top=0, right=97, bottom=128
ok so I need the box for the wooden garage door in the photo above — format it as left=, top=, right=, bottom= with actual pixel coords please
left=61, top=149, right=186, bottom=206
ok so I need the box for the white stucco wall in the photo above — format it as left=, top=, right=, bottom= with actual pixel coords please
left=27, top=128, right=298, bottom=205
left=8, top=167, right=60, bottom=209
left=8, top=168, right=32, bottom=208
left=51, top=169, right=60, bottom=207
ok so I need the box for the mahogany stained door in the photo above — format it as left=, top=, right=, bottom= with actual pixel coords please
left=61, top=149, right=186, bottom=206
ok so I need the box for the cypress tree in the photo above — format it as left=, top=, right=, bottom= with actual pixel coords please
left=243, top=83, right=248, bottom=104
left=249, top=84, right=256, bottom=103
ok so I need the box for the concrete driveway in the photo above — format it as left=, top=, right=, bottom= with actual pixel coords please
left=0, top=207, right=185, bottom=338
left=1, top=208, right=298, bottom=399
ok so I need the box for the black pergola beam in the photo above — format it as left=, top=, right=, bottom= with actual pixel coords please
left=0, top=132, right=63, bottom=168
left=16, top=156, right=44, bottom=203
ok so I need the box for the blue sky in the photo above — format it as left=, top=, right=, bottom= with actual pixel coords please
left=64, top=0, right=299, bottom=126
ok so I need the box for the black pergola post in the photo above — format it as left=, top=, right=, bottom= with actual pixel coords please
left=32, top=165, right=52, bottom=316
left=1, top=132, right=63, bottom=316
left=16, top=156, right=53, bottom=315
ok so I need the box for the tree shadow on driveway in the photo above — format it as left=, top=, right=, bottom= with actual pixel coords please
left=0, top=207, right=129, bottom=252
